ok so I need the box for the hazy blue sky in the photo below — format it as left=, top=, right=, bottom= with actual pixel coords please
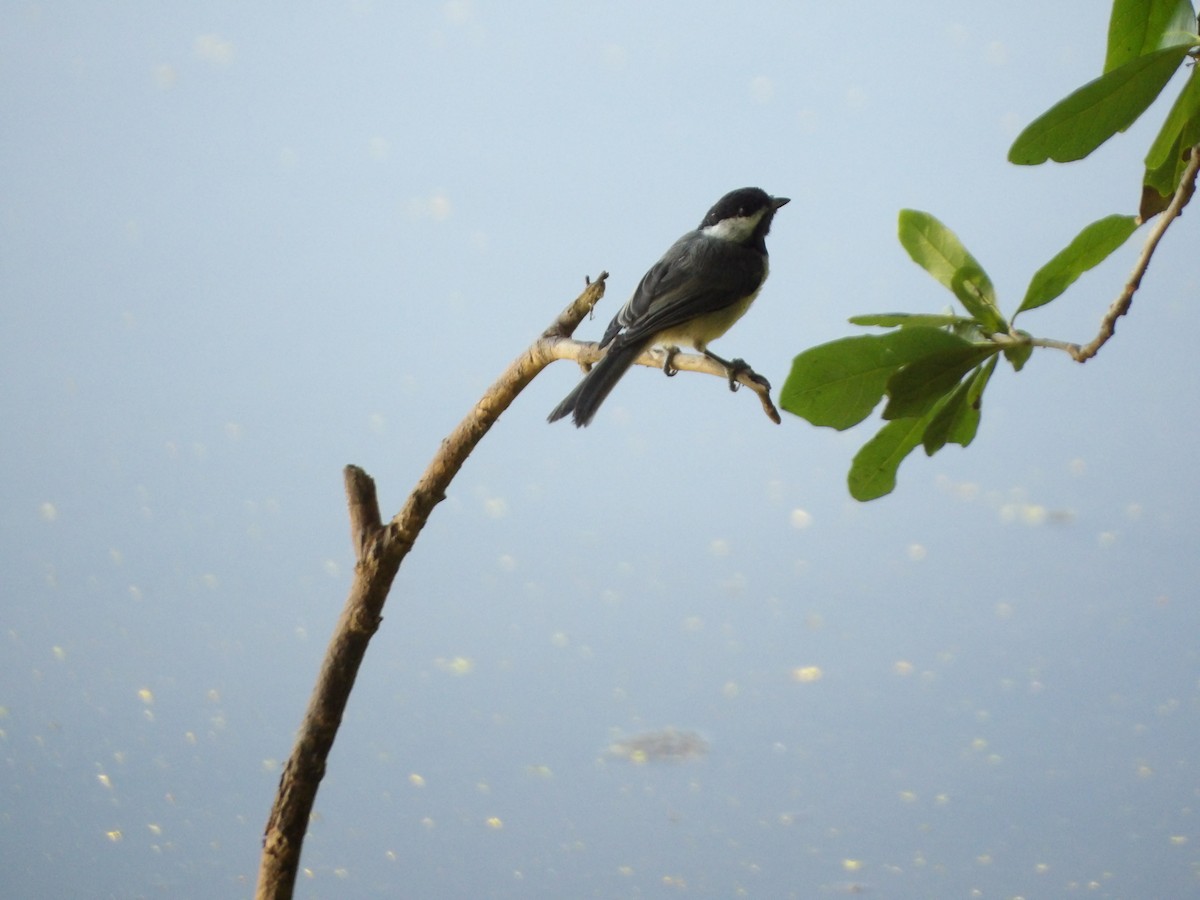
left=3, top=2, right=1199, bottom=897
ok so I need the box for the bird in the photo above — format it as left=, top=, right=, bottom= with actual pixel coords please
left=548, top=187, right=789, bottom=427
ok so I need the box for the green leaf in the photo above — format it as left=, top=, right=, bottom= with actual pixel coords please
left=848, top=411, right=938, bottom=502
left=849, top=354, right=1001, bottom=500
left=1146, top=67, right=1200, bottom=170
left=897, top=210, right=1006, bottom=333
left=1145, top=130, right=1185, bottom=204
left=1143, top=89, right=1200, bottom=217
left=850, top=354, right=1001, bottom=500
left=953, top=356, right=996, bottom=446
left=922, top=356, right=997, bottom=455
left=1144, top=67, right=1200, bottom=208
left=1008, top=43, right=1194, bottom=165
left=1106, top=0, right=1199, bottom=72
left=1017, top=214, right=1139, bottom=314
left=882, top=345, right=998, bottom=421
left=780, top=327, right=971, bottom=430
left=848, top=312, right=973, bottom=328
left=920, top=379, right=973, bottom=457
left=1003, top=339, right=1033, bottom=372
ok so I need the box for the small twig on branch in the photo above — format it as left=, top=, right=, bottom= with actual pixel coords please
left=539, top=271, right=610, bottom=340
left=1027, top=335, right=1083, bottom=355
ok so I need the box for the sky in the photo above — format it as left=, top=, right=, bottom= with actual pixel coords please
left=3, top=2, right=1199, bottom=898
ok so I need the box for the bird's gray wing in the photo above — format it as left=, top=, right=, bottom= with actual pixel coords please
left=601, top=237, right=765, bottom=348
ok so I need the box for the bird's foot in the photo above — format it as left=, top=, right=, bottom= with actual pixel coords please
left=702, top=349, right=763, bottom=392
left=723, top=358, right=751, bottom=392
left=661, top=346, right=680, bottom=377
left=713, top=356, right=770, bottom=393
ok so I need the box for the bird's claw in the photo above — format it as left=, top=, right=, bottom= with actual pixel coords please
left=662, top=347, right=680, bottom=377
left=725, top=358, right=752, bottom=392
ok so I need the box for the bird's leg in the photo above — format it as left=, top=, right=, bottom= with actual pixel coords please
left=661, top=346, right=681, bottom=377
left=702, top=349, right=760, bottom=392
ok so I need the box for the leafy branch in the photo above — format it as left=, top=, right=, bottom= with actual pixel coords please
left=781, top=0, right=1200, bottom=500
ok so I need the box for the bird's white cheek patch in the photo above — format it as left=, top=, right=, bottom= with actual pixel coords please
left=701, top=211, right=764, bottom=242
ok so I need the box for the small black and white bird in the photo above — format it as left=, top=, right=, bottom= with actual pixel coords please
left=548, top=187, right=789, bottom=427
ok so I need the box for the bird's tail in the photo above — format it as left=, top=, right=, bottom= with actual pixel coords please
left=547, top=339, right=648, bottom=427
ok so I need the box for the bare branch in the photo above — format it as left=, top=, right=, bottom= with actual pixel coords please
left=256, top=274, right=607, bottom=899
left=256, top=268, right=785, bottom=897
